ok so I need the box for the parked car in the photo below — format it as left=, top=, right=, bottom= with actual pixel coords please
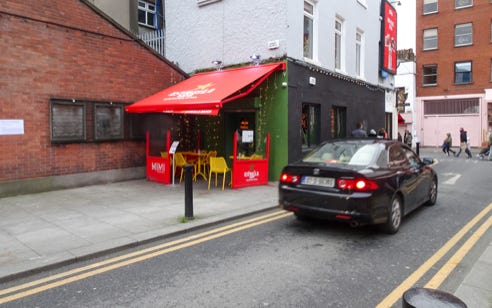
left=279, top=139, right=438, bottom=234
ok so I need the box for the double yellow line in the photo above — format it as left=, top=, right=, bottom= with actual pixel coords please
left=377, top=202, right=492, bottom=307
left=0, top=210, right=292, bottom=304
left=2, top=204, right=490, bottom=306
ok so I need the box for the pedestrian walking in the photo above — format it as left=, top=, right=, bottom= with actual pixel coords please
left=377, top=128, right=388, bottom=139
left=441, top=133, right=455, bottom=156
left=351, top=122, right=367, bottom=137
left=483, top=130, right=492, bottom=160
left=404, top=130, right=412, bottom=148
left=455, top=127, right=472, bottom=158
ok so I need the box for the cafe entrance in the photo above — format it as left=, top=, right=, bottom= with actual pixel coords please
left=224, top=111, right=256, bottom=164
left=125, top=62, right=286, bottom=188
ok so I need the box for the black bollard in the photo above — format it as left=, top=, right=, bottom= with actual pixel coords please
left=184, top=164, right=194, bottom=220
left=416, top=141, right=420, bottom=157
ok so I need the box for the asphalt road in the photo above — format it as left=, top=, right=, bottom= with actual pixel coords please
left=1, top=155, right=491, bottom=308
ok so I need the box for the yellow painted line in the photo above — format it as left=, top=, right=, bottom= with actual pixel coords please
left=425, top=214, right=492, bottom=289
left=0, top=211, right=292, bottom=304
left=0, top=209, right=287, bottom=297
left=376, top=203, right=492, bottom=308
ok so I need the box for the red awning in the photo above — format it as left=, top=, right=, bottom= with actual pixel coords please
left=125, top=62, right=286, bottom=116
left=398, top=113, right=405, bottom=124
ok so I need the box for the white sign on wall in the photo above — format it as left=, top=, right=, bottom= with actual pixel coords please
left=0, top=119, right=24, bottom=135
left=169, top=141, right=180, bottom=154
left=242, top=130, right=254, bottom=143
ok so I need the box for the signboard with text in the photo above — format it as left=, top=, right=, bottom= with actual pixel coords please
left=381, top=1, right=397, bottom=75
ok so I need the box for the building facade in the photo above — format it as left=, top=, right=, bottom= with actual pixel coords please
left=162, top=0, right=396, bottom=169
left=395, top=49, right=417, bottom=145
left=415, top=0, right=492, bottom=147
left=87, top=0, right=165, bottom=56
left=0, top=0, right=186, bottom=197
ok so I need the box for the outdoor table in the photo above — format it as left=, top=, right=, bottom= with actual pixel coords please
left=181, top=151, right=208, bottom=181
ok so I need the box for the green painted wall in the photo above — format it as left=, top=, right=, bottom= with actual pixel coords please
left=255, top=68, right=289, bottom=181
left=192, top=63, right=289, bottom=182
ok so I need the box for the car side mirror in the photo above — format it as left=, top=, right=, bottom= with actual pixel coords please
left=421, top=157, right=434, bottom=165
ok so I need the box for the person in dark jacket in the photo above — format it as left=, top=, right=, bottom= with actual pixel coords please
left=442, top=132, right=455, bottom=156
left=455, top=127, right=472, bottom=158
left=351, top=122, right=367, bottom=137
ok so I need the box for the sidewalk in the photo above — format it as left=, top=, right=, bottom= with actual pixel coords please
left=0, top=179, right=278, bottom=281
left=0, top=149, right=490, bottom=307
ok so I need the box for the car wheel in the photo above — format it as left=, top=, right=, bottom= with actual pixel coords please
left=425, top=177, right=438, bottom=206
left=380, top=195, right=402, bottom=234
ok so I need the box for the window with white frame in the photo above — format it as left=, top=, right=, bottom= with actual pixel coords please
left=303, top=1, right=315, bottom=60
left=423, top=28, right=438, bottom=50
left=138, top=0, right=156, bottom=28
left=455, top=23, right=472, bottom=47
left=335, top=17, right=344, bottom=71
left=455, top=0, right=473, bottom=9
left=423, top=0, right=438, bottom=14
left=454, top=61, right=472, bottom=84
left=355, top=30, right=364, bottom=78
left=423, top=64, right=437, bottom=86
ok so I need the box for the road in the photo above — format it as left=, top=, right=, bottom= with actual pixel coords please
left=1, top=155, right=491, bottom=307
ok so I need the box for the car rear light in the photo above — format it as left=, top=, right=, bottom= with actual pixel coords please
left=280, top=173, right=300, bottom=184
left=337, top=178, right=378, bottom=192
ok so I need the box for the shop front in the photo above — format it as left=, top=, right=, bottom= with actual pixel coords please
left=125, top=62, right=286, bottom=188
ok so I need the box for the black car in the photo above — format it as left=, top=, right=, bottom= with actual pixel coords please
left=279, top=139, right=438, bottom=234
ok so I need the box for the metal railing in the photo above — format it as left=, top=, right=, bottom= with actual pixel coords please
left=137, top=29, right=165, bottom=57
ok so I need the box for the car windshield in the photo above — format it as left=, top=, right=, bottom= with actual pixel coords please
left=302, top=142, right=383, bottom=166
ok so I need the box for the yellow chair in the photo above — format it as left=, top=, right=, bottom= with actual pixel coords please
left=174, top=152, right=190, bottom=182
left=208, top=156, right=231, bottom=190
left=201, top=150, right=217, bottom=176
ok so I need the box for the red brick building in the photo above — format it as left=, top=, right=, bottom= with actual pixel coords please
left=414, top=0, right=492, bottom=147
left=0, top=0, right=186, bottom=196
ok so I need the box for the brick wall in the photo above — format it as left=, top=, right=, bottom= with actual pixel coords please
left=416, top=0, right=492, bottom=96
left=0, top=0, right=186, bottom=182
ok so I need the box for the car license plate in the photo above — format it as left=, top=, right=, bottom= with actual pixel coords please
left=301, top=176, right=335, bottom=187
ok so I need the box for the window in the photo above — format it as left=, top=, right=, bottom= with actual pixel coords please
left=490, top=59, right=492, bottom=81
left=389, top=145, right=407, bottom=168
left=490, top=20, right=492, bottom=42
left=423, top=28, right=438, bottom=50
left=335, top=17, right=344, bottom=70
left=94, top=104, right=124, bottom=141
left=355, top=30, right=364, bottom=78
left=331, top=106, right=346, bottom=139
left=50, top=99, right=127, bottom=143
left=423, top=0, right=438, bottom=14
left=138, top=0, right=156, bottom=28
left=455, top=0, right=473, bottom=9
left=301, top=104, right=320, bottom=148
left=454, top=61, right=472, bottom=84
left=455, top=23, right=472, bottom=47
left=50, top=101, right=86, bottom=142
left=424, top=98, right=479, bottom=115
left=303, top=1, right=314, bottom=59
left=423, top=64, right=437, bottom=86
